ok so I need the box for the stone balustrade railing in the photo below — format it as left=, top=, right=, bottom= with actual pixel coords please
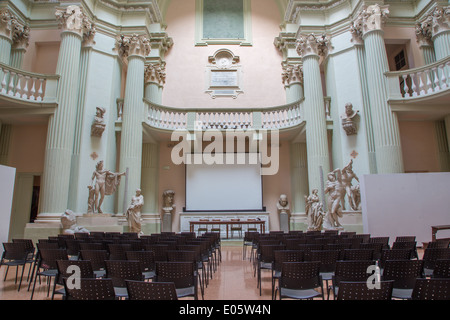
left=128, top=99, right=308, bottom=132
left=386, top=57, right=450, bottom=100
left=0, top=63, right=59, bottom=104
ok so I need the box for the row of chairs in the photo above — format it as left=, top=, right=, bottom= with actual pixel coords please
left=245, top=231, right=450, bottom=300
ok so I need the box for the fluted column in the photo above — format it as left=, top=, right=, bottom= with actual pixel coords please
left=68, top=25, right=96, bottom=212
left=144, top=62, right=165, bottom=104
left=296, top=34, right=331, bottom=192
left=38, top=6, right=89, bottom=221
left=428, top=5, right=450, bottom=61
left=141, top=143, right=159, bottom=214
left=290, top=142, right=309, bottom=213
left=356, top=4, right=404, bottom=173
left=116, top=34, right=150, bottom=214
left=415, top=18, right=436, bottom=65
left=282, top=63, right=304, bottom=103
left=435, top=120, right=450, bottom=172
left=0, top=124, right=11, bottom=165
left=0, top=8, right=15, bottom=64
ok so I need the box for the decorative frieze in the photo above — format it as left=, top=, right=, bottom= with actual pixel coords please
left=282, top=63, right=303, bottom=87
left=115, top=33, right=151, bottom=60
left=144, top=62, right=166, bottom=86
left=296, top=33, right=331, bottom=58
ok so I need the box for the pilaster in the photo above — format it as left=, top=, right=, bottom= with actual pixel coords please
left=435, top=120, right=450, bottom=172
left=290, top=142, right=309, bottom=213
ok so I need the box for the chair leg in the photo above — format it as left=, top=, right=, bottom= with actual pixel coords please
left=18, top=264, right=26, bottom=292
left=4, top=265, right=9, bottom=281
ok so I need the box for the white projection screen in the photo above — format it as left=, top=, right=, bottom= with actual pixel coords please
left=185, top=153, right=263, bottom=211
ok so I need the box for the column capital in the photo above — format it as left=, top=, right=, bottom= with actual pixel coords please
left=144, top=62, right=166, bottom=86
left=415, top=17, right=433, bottom=47
left=353, top=3, right=390, bottom=38
left=0, top=8, right=18, bottom=41
left=115, top=33, right=151, bottom=61
left=55, top=5, right=95, bottom=42
left=426, top=5, right=450, bottom=38
left=12, top=23, right=30, bottom=50
left=281, top=63, right=303, bottom=87
left=296, top=33, right=331, bottom=59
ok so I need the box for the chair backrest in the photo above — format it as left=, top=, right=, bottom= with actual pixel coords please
left=280, top=261, right=322, bottom=290
left=354, top=234, right=371, bottom=243
left=423, top=248, right=450, bottom=269
left=2, top=242, right=28, bottom=260
left=259, top=245, right=286, bottom=263
left=12, top=239, right=35, bottom=254
left=108, top=244, right=132, bottom=260
left=369, top=237, right=390, bottom=248
left=105, top=260, right=144, bottom=287
left=166, top=250, right=197, bottom=263
left=63, top=278, right=116, bottom=300
left=411, top=278, right=450, bottom=300
left=38, top=249, right=69, bottom=269
left=125, top=251, right=156, bottom=271
left=155, top=261, right=196, bottom=290
left=343, top=249, right=374, bottom=261
left=273, top=250, right=304, bottom=272
left=333, top=260, right=376, bottom=287
left=56, top=260, right=95, bottom=279
left=395, top=236, right=416, bottom=242
left=427, top=240, right=450, bottom=249
left=126, top=280, right=178, bottom=300
left=382, top=259, right=424, bottom=289
left=431, top=259, right=450, bottom=278
left=79, top=242, right=104, bottom=251
left=337, top=280, right=394, bottom=300
left=392, top=241, right=416, bottom=251
left=307, top=250, right=340, bottom=273
left=379, top=249, right=412, bottom=269
left=79, top=249, right=109, bottom=271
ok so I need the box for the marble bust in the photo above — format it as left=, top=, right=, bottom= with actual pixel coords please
left=277, top=194, right=290, bottom=215
left=91, top=107, right=106, bottom=137
left=341, top=103, right=359, bottom=135
left=163, top=190, right=175, bottom=212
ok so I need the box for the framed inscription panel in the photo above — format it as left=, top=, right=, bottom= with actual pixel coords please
left=205, top=49, right=243, bottom=98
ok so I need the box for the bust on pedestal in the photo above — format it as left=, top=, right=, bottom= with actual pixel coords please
left=277, top=194, right=290, bottom=233
left=162, top=190, right=175, bottom=232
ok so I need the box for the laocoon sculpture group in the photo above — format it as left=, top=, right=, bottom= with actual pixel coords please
left=305, top=159, right=361, bottom=231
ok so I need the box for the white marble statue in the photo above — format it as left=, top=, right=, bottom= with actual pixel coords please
left=162, top=190, right=175, bottom=213
left=324, top=169, right=344, bottom=229
left=341, top=159, right=360, bottom=211
left=126, top=188, right=144, bottom=234
left=277, top=194, right=290, bottom=215
left=89, top=160, right=125, bottom=214
left=61, top=209, right=89, bottom=235
left=305, top=189, right=324, bottom=231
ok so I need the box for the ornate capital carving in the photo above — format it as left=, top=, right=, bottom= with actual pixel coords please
left=115, top=34, right=151, bottom=60
left=55, top=5, right=96, bottom=45
left=282, top=63, right=303, bottom=87
left=0, top=8, right=18, bottom=41
left=12, top=24, right=30, bottom=49
left=296, top=34, right=331, bottom=58
left=415, top=18, right=433, bottom=47
left=426, top=5, right=450, bottom=37
left=144, top=62, right=166, bottom=85
left=354, top=3, right=390, bottom=36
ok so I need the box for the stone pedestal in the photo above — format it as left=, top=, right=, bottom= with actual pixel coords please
left=162, top=211, right=172, bottom=232
left=77, top=213, right=122, bottom=233
left=279, top=212, right=290, bottom=233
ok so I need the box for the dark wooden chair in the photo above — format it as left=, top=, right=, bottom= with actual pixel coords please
left=411, top=278, right=450, bottom=300
left=155, top=261, right=200, bottom=300
left=126, top=280, right=178, bottom=300
left=63, top=278, right=116, bottom=300
left=381, top=259, right=425, bottom=300
left=337, top=280, right=394, bottom=300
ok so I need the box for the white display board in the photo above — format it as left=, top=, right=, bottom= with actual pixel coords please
left=185, top=153, right=263, bottom=211
left=0, top=165, right=16, bottom=252
left=360, top=172, right=450, bottom=246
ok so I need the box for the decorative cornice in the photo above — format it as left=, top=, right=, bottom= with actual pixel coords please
left=296, top=33, right=331, bottom=58
left=115, top=33, right=151, bottom=60
left=149, top=31, right=173, bottom=54
left=97, top=0, right=162, bottom=24
left=274, top=31, right=298, bottom=52
left=286, top=0, right=348, bottom=23
left=282, top=63, right=303, bottom=87
left=144, top=62, right=166, bottom=85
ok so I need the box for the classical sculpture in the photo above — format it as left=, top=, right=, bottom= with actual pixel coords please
left=61, top=209, right=89, bottom=235
left=305, top=189, right=325, bottom=231
left=91, top=107, right=106, bottom=137
left=162, top=190, right=175, bottom=212
left=341, top=103, right=359, bottom=136
left=341, top=159, right=360, bottom=211
left=126, top=189, right=144, bottom=234
left=89, top=160, right=125, bottom=214
left=277, top=194, right=290, bottom=215
left=324, top=169, right=345, bottom=229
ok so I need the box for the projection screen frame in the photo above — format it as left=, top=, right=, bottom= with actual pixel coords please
left=183, top=152, right=265, bottom=213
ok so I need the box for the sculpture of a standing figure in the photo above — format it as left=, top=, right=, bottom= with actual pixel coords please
left=90, top=160, right=125, bottom=213
left=341, top=159, right=360, bottom=211
left=324, top=169, right=345, bottom=229
left=126, top=189, right=144, bottom=234
left=305, top=189, right=324, bottom=231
